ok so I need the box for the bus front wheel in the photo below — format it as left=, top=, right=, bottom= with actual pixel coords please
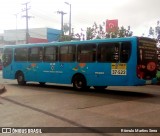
left=17, top=72, right=26, bottom=85
left=72, top=74, right=89, bottom=90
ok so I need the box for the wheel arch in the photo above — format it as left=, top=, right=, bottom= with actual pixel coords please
left=15, top=70, right=24, bottom=79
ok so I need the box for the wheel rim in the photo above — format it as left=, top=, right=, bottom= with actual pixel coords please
left=17, top=72, right=26, bottom=85
left=18, top=75, right=23, bottom=82
left=75, top=80, right=83, bottom=89
left=73, top=75, right=86, bottom=90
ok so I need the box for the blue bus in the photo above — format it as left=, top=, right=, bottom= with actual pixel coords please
left=2, top=37, right=158, bottom=90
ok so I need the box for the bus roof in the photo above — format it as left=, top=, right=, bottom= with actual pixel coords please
left=2, top=36, right=156, bottom=48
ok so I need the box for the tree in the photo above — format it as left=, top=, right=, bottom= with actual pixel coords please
left=63, top=23, right=70, bottom=34
left=155, top=21, right=160, bottom=41
left=85, top=22, right=133, bottom=40
left=86, top=27, right=95, bottom=40
left=61, top=21, right=133, bottom=41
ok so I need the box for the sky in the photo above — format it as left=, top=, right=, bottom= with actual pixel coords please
left=0, top=0, right=160, bottom=36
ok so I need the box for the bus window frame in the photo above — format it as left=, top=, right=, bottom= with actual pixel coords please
left=120, top=41, right=132, bottom=63
left=43, top=46, right=58, bottom=62
left=28, top=47, right=43, bottom=62
left=3, top=48, right=13, bottom=67
left=14, top=47, right=28, bottom=62
left=77, top=43, right=96, bottom=63
left=59, top=44, right=76, bottom=62
left=97, top=42, right=120, bottom=63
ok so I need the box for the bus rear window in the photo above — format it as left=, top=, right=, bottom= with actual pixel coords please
left=138, top=39, right=157, bottom=62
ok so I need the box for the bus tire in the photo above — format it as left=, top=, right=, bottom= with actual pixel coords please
left=16, top=72, right=26, bottom=85
left=93, top=86, right=107, bottom=90
left=72, top=74, right=90, bottom=90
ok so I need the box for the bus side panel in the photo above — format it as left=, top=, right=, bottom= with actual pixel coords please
left=81, top=63, right=131, bottom=86
left=86, top=40, right=138, bottom=86
left=37, top=62, right=78, bottom=84
left=3, top=64, right=15, bottom=79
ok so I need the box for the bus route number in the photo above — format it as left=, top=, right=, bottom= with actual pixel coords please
left=111, top=69, right=127, bottom=75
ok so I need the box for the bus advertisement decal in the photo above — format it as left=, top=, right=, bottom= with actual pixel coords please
left=111, top=63, right=127, bottom=75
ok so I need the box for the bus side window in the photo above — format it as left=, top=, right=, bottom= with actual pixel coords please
left=120, top=42, right=131, bottom=62
left=77, top=44, right=96, bottom=62
left=14, top=48, right=28, bottom=61
left=44, top=46, right=57, bottom=62
left=98, top=43, right=120, bottom=62
left=59, top=45, right=76, bottom=62
left=29, top=47, right=43, bottom=62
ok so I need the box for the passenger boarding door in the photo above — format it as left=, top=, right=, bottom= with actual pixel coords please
left=3, top=48, right=14, bottom=79
left=26, top=47, right=43, bottom=81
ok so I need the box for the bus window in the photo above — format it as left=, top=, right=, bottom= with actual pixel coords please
left=29, top=47, right=43, bottom=62
left=98, top=43, right=120, bottom=62
left=44, top=46, right=57, bottom=62
left=15, top=48, right=28, bottom=61
left=77, top=44, right=96, bottom=62
left=59, top=45, right=76, bottom=62
left=120, top=42, right=131, bottom=62
left=3, top=48, right=13, bottom=67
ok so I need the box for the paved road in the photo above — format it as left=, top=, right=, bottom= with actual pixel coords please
left=0, top=70, right=160, bottom=136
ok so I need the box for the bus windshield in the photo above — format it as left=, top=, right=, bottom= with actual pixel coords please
left=137, top=38, right=157, bottom=80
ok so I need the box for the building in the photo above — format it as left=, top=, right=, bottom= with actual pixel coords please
left=1, top=27, right=61, bottom=45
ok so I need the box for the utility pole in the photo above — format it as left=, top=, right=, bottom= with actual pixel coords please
left=64, top=2, right=71, bottom=35
left=22, top=2, right=33, bottom=44
left=14, top=13, right=18, bottom=44
left=57, top=11, right=67, bottom=36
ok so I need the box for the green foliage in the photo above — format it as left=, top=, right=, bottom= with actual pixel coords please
left=157, top=71, right=160, bottom=81
left=59, top=35, right=72, bottom=41
left=61, top=21, right=133, bottom=41
left=85, top=22, right=133, bottom=40
left=86, top=27, right=95, bottom=40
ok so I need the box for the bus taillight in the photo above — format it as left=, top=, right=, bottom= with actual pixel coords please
left=137, top=65, right=145, bottom=79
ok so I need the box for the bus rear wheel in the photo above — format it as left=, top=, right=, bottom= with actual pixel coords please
left=17, top=72, right=26, bottom=85
left=72, top=74, right=89, bottom=90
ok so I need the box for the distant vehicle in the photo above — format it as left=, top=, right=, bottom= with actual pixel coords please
left=2, top=37, right=158, bottom=90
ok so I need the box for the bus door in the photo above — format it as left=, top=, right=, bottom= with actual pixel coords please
left=41, top=46, right=58, bottom=83
left=26, top=47, right=43, bottom=81
left=3, top=48, right=14, bottom=79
